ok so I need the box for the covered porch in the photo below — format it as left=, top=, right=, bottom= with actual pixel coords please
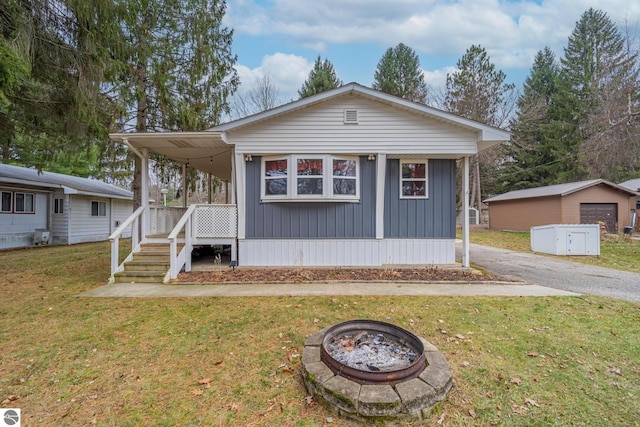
left=107, top=132, right=238, bottom=284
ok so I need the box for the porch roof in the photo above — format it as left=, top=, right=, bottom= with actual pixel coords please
left=109, top=132, right=233, bottom=181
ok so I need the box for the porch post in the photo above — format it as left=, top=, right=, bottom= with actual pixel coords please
left=182, top=162, right=187, bottom=208
left=141, top=148, right=149, bottom=239
left=207, top=173, right=212, bottom=204
left=462, top=156, right=470, bottom=268
left=375, top=153, right=386, bottom=239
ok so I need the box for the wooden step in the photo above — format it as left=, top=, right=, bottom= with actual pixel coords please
left=124, top=260, right=170, bottom=271
left=113, top=270, right=166, bottom=284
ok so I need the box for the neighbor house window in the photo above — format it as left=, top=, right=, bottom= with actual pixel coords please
left=91, top=201, right=107, bottom=217
left=1, top=192, right=11, bottom=212
left=54, top=198, right=64, bottom=214
left=400, top=161, right=428, bottom=198
left=14, top=192, right=34, bottom=213
left=262, top=155, right=359, bottom=201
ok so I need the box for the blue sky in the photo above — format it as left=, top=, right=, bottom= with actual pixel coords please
left=223, top=0, right=639, bottom=102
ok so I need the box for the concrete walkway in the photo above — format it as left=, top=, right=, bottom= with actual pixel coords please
left=79, top=281, right=579, bottom=298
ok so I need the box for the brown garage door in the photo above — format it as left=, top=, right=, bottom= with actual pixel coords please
left=580, top=203, right=617, bottom=232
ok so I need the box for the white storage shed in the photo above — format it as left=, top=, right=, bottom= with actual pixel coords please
left=530, top=224, right=600, bottom=256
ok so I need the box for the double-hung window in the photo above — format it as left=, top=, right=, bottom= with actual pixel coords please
left=262, top=155, right=359, bottom=201
left=400, top=160, right=428, bottom=198
left=54, top=198, right=64, bottom=214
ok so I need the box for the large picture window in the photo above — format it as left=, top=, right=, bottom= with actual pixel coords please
left=400, top=160, right=428, bottom=198
left=261, top=155, right=359, bottom=201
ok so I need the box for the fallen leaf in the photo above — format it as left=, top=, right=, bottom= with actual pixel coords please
left=198, top=378, right=213, bottom=385
left=436, top=412, right=446, bottom=425
left=313, top=318, right=320, bottom=324
left=528, top=352, right=539, bottom=357
left=305, top=395, right=316, bottom=406
left=459, top=361, right=470, bottom=367
left=606, top=367, right=622, bottom=376
left=456, top=334, right=465, bottom=340
left=511, top=404, right=528, bottom=415
left=525, top=398, right=540, bottom=407
left=510, top=377, right=522, bottom=385
left=191, top=388, right=204, bottom=396
left=469, top=408, right=477, bottom=418
left=214, top=360, right=223, bottom=366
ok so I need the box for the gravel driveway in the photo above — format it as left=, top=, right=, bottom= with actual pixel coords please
left=459, top=242, right=640, bottom=303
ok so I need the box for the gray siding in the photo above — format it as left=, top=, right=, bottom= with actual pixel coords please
left=384, top=159, right=456, bottom=238
left=246, top=156, right=376, bottom=239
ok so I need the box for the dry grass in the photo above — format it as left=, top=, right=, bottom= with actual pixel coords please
left=0, top=241, right=639, bottom=426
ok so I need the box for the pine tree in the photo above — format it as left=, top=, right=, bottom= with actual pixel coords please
left=499, top=47, right=561, bottom=191
left=372, top=43, right=428, bottom=103
left=546, top=8, right=639, bottom=183
left=443, top=45, right=515, bottom=209
left=298, top=56, right=342, bottom=99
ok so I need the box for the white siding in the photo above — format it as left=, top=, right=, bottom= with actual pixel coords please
left=68, top=196, right=112, bottom=244
left=50, top=191, right=69, bottom=244
left=111, top=199, right=134, bottom=238
left=0, top=191, right=48, bottom=249
left=239, top=238, right=455, bottom=266
left=228, top=96, right=478, bottom=156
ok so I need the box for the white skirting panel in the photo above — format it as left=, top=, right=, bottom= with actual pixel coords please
left=239, top=239, right=455, bottom=267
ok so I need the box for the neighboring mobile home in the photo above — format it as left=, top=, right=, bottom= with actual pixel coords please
left=108, top=83, right=510, bottom=281
left=485, top=179, right=639, bottom=233
left=0, top=163, right=133, bottom=250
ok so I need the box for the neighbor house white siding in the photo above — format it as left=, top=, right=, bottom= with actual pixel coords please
left=68, top=196, right=112, bottom=244
left=50, top=191, right=69, bottom=244
left=111, top=199, right=133, bottom=238
left=0, top=190, right=48, bottom=249
left=228, top=96, right=479, bottom=157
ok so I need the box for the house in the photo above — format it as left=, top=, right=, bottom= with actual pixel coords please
left=108, top=83, right=510, bottom=282
left=0, top=163, right=134, bottom=250
left=484, top=179, right=639, bottom=233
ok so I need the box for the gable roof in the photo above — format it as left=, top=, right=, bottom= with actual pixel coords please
left=619, top=178, right=640, bottom=192
left=485, top=179, right=640, bottom=203
left=210, top=82, right=510, bottom=152
left=0, top=163, right=133, bottom=200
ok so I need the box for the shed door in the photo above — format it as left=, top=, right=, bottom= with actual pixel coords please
left=580, top=203, right=617, bottom=232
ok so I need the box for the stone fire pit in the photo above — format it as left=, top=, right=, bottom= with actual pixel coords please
left=302, top=320, right=453, bottom=420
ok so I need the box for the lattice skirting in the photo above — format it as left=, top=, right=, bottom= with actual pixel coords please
left=238, top=239, right=455, bottom=267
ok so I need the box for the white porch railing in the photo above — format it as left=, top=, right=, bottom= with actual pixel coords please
left=167, top=204, right=238, bottom=280
left=149, top=206, right=188, bottom=235
left=108, top=205, right=145, bottom=281
left=108, top=204, right=238, bottom=284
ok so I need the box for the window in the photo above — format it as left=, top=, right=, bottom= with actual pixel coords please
left=14, top=192, right=34, bottom=213
left=262, top=155, right=359, bottom=201
left=1, top=192, right=11, bottom=212
left=91, top=201, right=107, bottom=217
left=54, top=198, right=64, bottom=214
left=400, top=161, right=428, bottom=198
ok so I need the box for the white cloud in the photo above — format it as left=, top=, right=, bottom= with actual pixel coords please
left=234, top=53, right=313, bottom=102
left=422, top=66, right=456, bottom=94
left=227, top=0, right=640, bottom=76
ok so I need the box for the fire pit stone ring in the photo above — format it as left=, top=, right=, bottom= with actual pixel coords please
left=302, top=320, right=452, bottom=420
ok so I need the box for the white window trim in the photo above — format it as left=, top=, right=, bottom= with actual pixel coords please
left=14, top=192, right=35, bottom=213
left=1, top=191, right=12, bottom=213
left=54, top=197, right=64, bottom=214
left=399, top=159, right=429, bottom=199
left=261, top=155, right=360, bottom=202
left=91, top=200, right=107, bottom=217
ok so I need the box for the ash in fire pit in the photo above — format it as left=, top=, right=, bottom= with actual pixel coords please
left=326, top=331, right=418, bottom=372
left=303, top=319, right=453, bottom=421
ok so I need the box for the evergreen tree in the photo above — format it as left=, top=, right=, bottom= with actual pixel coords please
left=372, top=43, right=428, bottom=103
left=546, top=8, right=639, bottom=183
left=298, top=56, right=342, bottom=99
left=499, top=47, right=560, bottom=191
left=443, top=45, right=515, bottom=209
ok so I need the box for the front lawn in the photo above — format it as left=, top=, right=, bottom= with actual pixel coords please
left=0, top=241, right=638, bottom=426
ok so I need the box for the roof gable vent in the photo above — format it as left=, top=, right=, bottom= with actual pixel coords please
left=343, top=109, right=359, bottom=124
